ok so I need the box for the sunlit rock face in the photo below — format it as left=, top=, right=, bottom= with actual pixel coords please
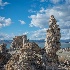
left=43, top=15, right=62, bottom=70
left=10, top=35, right=28, bottom=50
left=45, top=15, right=61, bottom=70
left=45, top=15, right=61, bottom=61
left=5, top=42, right=45, bottom=70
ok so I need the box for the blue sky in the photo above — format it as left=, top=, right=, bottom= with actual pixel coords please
left=0, top=0, right=70, bottom=40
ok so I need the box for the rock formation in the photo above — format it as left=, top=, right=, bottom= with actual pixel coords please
left=45, top=15, right=61, bottom=60
left=0, top=43, right=11, bottom=70
left=0, top=15, right=70, bottom=70
left=0, top=43, right=7, bottom=53
left=44, top=15, right=61, bottom=70
left=10, top=35, right=28, bottom=50
left=5, top=42, right=44, bottom=70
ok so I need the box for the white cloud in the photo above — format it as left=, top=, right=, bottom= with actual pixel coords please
left=50, top=0, right=61, bottom=4
left=40, top=0, right=61, bottom=3
left=28, top=9, right=36, bottom=13
left=61, top=29, right=70, bottom=40
left=40, top=0, right=70, bottom=4
left=65, top=0, right=70, bottom=4
left=23, top=32, right=28, bottom=35
left=0, top=16, right=12, bottom=28
left=29, top=28, right=70, bottom=40
left=0, top=33, right=15, bottom=40
left=40, top=0, right=47, bottom=2
left=19, top=20, right=26, bottom=24
left=0, top=0, right=9, bottom=9
left=30, top=28, right=47, bottom=40
left=29, top=13, right=48, bottom=28
left=29, top=4, right=70, bottom=40
left=29, top=5, right=70, bottom=29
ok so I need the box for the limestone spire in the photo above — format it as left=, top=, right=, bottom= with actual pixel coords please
left=45, top=15, right=61, bottom=61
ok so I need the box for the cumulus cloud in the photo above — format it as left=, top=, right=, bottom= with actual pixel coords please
left=29, top=13, right=48, bottom=28
left=29, top=3, right=70, bottom=40
left=19, top=20, right=26, bottom=24
left=29, top=5, right=70, bottom=29
left=30, top=28, right=47, bottom=40
left=0, top=16, right=12, bottom=28
left=0, top=0, right=9, bottom=9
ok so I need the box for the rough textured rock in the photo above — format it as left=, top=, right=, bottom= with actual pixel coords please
left=0, top=15, right=70, bottom=70
left=43, top=15, right=61, bottom=70
left=0, top=43, right=11, bottom=70
left=0, top=43, right=7, bottom=53
left=5, top=42, right=45, bottom=70
left=45, top=15, right=61, bottom=62
left=10, top=35, right=28, bottom=50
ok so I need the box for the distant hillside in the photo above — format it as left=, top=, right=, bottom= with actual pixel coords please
left=0, top=39, right=70, bottom=44
left=0, top=40, right=12, bottom=44
left=30, top=39, right=70, bottom=43
left=60, top=39, right=70, bottom=43
left=29, top=39, right=45, bottom=42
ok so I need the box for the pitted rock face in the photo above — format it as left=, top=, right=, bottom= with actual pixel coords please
left=49, top=15, right=57, bottom=25
left=5, top=42, right=44, bottom=70
left=50, top=15, right=54, bottom=19
left=45, top=15, right=61, bottom=62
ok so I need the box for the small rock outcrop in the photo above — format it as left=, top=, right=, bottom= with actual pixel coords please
left=0, top=43, right=11, bottom=69
left=5, top=42, right=44, bottom=70
left=10, top=35, right=28, bottom=50
left=0, top=43, right=7, bottom=53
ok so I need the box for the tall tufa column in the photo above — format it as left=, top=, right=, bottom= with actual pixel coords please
left=45, top=15, right=61, bottom=61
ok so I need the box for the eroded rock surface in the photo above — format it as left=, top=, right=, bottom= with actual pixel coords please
left=5, top=42, right=45, bottom=70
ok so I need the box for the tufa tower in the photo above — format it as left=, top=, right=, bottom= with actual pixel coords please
left=45, top=15, right=61, bottom=61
